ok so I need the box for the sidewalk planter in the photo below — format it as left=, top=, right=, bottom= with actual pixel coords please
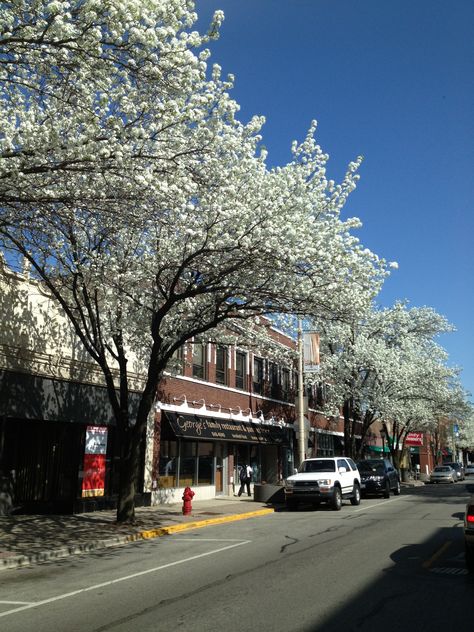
left=253, top=483, right=285, bottom=504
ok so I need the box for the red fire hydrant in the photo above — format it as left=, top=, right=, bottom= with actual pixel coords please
left=182, top=486, right=195, bottom=515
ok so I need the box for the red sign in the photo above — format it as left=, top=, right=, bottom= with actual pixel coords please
left=82, top=426, right=108, bottom=498
left=405, top=432, right=424, bottom=446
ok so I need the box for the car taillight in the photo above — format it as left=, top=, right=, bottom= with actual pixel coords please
left=467, top=512, right=474, bottom=523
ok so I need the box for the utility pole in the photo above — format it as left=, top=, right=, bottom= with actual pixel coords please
left=297, top=318, right=306, bottom=466
left=452, top=423, right=457, bottom=462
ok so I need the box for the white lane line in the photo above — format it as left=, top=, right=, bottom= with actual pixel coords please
left=0, top=540, right=251, bottom=619
left=351, top=495, right=405, bottom=513
left=0, top=601, right=34, bottom=605
left=171, top=538, right=246, bottom=542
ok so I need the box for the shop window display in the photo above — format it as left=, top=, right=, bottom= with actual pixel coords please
left=197, top=442, right=214, bottom=485
left=158, top=440, right=178, bottom=488
left=179, top=441, right=196, bottom=487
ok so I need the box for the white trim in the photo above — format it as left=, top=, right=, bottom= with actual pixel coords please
left=314, top=428, right=344, bottom=437
left=162, top=372, right=294, bottom=407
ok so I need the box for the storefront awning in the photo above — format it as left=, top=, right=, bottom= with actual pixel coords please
left=367, top=445, right=391, bottom=453
left=163, top=412, right=290, bottom=446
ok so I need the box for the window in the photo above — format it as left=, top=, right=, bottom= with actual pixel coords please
left=281, top=368, right=290, bottom=401
left=197, top=442, right=214, bottom=485
left=235, top=351, right=246, bottom=390
left=215, top=346, right=227, bottom=385
left=158, top=440, right=178, bottom=488
left=253, top=357, right=264, bottom=394
left=337, top=458, right=350, bottom=471
left=179, top=442, right=196, bottom=486
left=347, top=458, right=358, bottom=471
left=317, top=433, right=335, bottom=457
left=192, top=343, right=206, bottom=380
left=269, top=362, right=280, bottom=398
left=315, top=382, right=327, bottom=408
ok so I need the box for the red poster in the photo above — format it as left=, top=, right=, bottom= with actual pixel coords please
left=405, top=432, right=424, bottom=446
left=82, top=426, right=108, bottom=498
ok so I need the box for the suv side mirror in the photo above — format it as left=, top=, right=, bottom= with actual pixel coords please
left=293, top=468, right=298, bottom=475
left=338, top=467, right=347, bottom=474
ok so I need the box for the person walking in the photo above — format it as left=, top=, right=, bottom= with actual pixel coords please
left=237, top=464, right=252, bottom=497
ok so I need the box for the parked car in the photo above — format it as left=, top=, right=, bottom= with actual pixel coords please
left=284, top=457, right=361, bottom=511
left=430, top=465, right=456, bottom=484
left=465, top=463, right=474, bottom=477
left=443, top=462, right=465, bottom=481
left=357, top=459, right=401, bottom=498
left=464, top=495, right=474, bottom=572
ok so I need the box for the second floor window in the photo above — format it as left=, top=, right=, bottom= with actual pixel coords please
left=253, top=357, right=264, bottom=394
left=235, top=351, right=246, bottom=390
left=215, top=346, right=227, bottom=385
left=192, top=343, right=206, bottom=380
left=269, top=362, right=280, bottom=398
left=281, top=367, right=290, bottom=401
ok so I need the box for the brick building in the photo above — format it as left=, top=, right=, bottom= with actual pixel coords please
left=0, top=260, right=348, bottom=513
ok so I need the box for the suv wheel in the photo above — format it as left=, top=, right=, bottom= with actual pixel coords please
left=394, top=480, right=401, bottom=495
left=331, top=486, right=342, bottom=511
left=383, top=481, right=391, bottom=499
left=350, top=483, right=361, bottom=506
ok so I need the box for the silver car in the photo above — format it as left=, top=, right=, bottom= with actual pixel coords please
left=443, top=462, right=464, bottom=481
left=465, top=464, right=474, bottom=477
left=430, top=465, right=455, bottom=484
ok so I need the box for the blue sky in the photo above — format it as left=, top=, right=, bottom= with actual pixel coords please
left=197, top=0, right=474, bottom=398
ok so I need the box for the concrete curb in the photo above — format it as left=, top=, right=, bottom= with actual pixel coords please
left=0, top=507, right=275, bottom=571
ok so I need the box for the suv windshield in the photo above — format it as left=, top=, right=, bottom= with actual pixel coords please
left=299, top=460, right=336, bottom=473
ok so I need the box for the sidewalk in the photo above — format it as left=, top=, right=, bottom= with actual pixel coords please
left=0, top=496, right=276, bottom=571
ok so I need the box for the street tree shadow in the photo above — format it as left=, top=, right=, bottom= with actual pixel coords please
left=298, top=488, right=473, bottom=632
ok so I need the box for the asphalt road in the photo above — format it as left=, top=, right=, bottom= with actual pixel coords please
left=1, top=482, right=473, bottom=632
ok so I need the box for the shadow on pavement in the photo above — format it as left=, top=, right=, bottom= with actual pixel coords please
left=297, top=486, right=473, bottom=632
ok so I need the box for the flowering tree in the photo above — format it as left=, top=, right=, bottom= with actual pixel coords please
left=312, top=302, right=467, bottom=465
left=457, top=406, right=474, bottom=459
left=0, top=0, right=388, bottom=521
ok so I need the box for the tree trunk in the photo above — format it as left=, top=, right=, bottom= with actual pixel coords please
left=116, top=425, right=142, bottom=523
left=115, top=355, right=161, bottom=523
left=343, top=399, right=355, bottom=458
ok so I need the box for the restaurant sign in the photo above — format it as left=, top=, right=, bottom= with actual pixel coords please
left=164, top=412, right=289, bottom=445
left=405, top=432, right=424, bottom=446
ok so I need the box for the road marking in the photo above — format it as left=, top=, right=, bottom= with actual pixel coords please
left=351, top=495, right=405, bottom=513
left=422, top=540, right=452, bottom=569
left=0, top=601, right=34, bottom=605
left=0, top=540, right=251, bottom=619
left=170, top=538, right=247, bottom=542
left=430, top=567, right=468, bottom=576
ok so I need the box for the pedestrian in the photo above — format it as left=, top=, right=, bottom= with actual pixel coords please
left=238, top=464, right=252, bottom=497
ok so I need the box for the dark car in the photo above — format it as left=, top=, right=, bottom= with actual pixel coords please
left=464, top=496, right=474, bottom=572
left=357, top=459, right=401, bottom=498
left=443, top=462, right=464, bottom=481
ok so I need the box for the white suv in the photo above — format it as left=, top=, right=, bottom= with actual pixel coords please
left=284, top=456, right=361, bottom=511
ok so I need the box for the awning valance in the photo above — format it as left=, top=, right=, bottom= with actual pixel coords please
left=163, top=412, right=289, bottom=446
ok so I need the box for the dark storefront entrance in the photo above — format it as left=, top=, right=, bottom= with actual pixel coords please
left=0, top=370, right=146, bottom=514
left=5, top=420, right=81, bottom=512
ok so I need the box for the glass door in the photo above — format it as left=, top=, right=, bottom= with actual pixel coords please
left=215, top=443, right=224, bottom=494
